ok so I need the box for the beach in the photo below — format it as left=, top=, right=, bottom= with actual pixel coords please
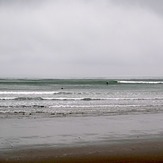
left=1, top=139, right=163, bottom=162
left=1, top=113, right=163, bottom=162
left=0, top=79, right=163, bottom=162
left=1, top=0, right=163, bottom=160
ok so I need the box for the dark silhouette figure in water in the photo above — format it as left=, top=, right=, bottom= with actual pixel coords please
left=106, top=82, right=109, bottom=85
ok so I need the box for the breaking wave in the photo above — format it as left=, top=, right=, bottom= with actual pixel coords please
left=0, top=91, right=75, bottom=95
left=1, top=104, right=163, bottom=118
left=0, top=91, right=56, bottom=95
left=1, top=97, right=163, bottom=101
left=117, top=80, right=163, bottom=84
left=1, top=79, right=163, bottom=86
left=104, top=80, right=163, bottom=84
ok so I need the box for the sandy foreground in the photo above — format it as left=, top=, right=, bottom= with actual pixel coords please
left=0, top=113, right=163, bottom=162
left=0, top=139, right=163, bottom=162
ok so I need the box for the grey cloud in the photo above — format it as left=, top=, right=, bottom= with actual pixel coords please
left=0, top=0, right=163, bottom=78
left=111, top=0, right=163, bottom=16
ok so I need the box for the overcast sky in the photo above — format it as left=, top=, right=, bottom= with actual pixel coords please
left=0, top=0, right=163, bottom=78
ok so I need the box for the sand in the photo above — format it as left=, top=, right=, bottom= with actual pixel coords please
left=1, top=113, right=163, bottom=162
left=1, top=138, right=163, bottom=162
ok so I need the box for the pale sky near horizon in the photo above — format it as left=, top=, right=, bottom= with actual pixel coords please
left=0, top=0, right=163, bottom=78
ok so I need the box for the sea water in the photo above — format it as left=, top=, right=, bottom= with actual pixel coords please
left=1, top=79, right=163, bottom=150
left=0, top=79, right=163, bottom=118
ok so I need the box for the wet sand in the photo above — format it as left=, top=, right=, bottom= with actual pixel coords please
left=1, top=113, right=163, bottom=162
left=1, top=138, right=163, bottom=162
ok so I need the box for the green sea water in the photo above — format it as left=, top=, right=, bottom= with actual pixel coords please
left=0, top=78, right=163, bottom=118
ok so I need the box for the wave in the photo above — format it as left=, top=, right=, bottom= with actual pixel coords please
left=1, top=79, right=163, bottom=86
left=14, top=97, right=44, bottom=101
left=0, top=105, right=46, bottom=108
left=117, top=80, right=163, bottom=84
left=0, top=91, right=75, bottom=95
left=0, top=97, right=107, bottom=101
left=1, top=97, right=163, bottom=101
left=53, top=91, right=73, bottom=95
left=106, top=80, right=163, bottom=84
left=0, top=91, right=57, bottom=95
left=1, top=97, right=49, bottom=101
left=1, top=103, right=163, bottom=110
left=1, top=104, right=163, bottom=118
left=103, top=80, right=163, bottom=85
left=0, top=97, right=16, bottom=100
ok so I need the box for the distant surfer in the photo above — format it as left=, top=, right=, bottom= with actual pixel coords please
left=106, top=82, right=109, bottom=85
left=61, top=87, right=63, bottom=89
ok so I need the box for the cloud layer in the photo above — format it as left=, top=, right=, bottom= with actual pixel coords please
left=0, top=0, right=163, bottom=78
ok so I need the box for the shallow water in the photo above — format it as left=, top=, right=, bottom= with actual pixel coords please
left=0, top=79, right=163, bottom=118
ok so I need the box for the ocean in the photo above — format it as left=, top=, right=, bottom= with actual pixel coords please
left=0, top=78, right=163, bottom=118
left=1, top=78, right=163, bottom=150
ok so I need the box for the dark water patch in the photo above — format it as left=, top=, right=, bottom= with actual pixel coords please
left=14, top=111, right=25, bottom=115
left=1, top=97, right=163, bottom=102
left=1, top=108, right=163, bottom=119
left=0, top=105, right=46, bottom=108
left=53, top=91, right=73, bottom=95
left=14, top=97, right=43, bottom=101
left=82, top=98, right=102, bottom=101
left=0, top=79, right=112, bottom=85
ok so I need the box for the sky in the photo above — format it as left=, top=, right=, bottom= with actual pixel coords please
left=0, top=0, right=163, bottom=78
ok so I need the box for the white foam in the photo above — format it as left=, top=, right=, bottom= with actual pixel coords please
left=118, top=81, right=163, bottom=84
left=0, top=97, right=16, bottom=100
left=0, top=91, right=57, bottom=95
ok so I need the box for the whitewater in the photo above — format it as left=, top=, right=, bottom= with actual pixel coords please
left=0, top=78, right=163, bottom=118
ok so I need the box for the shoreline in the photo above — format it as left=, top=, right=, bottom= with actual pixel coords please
left=1, top=138, right=163, bottom=162
left=1, top=113, right=163, bottom=162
